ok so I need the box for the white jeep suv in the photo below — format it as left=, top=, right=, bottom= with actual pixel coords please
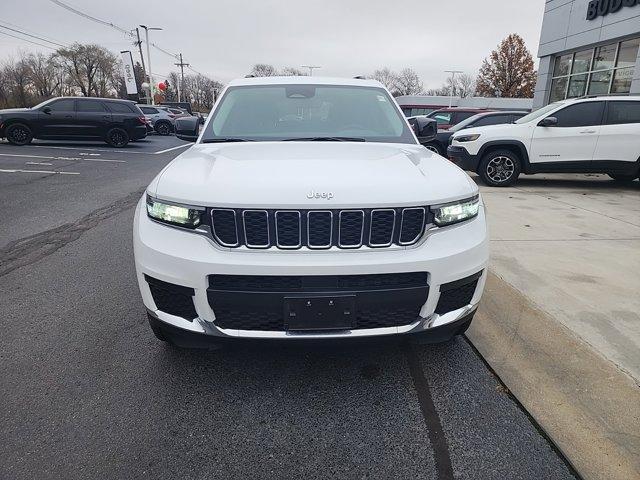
left=133, top=77, right=488, bottom=347
left=448, top=96, right=640, bottom=186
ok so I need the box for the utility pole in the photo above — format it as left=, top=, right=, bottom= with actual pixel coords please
left=140, top=25, right=162, bottom=105
left=174, top=53, right=189, bottom=102
left=301, top=65, right=321, bottom=76
left=134, top=28, right=147, bottom=103
left=444, top=70, right=463, bottom=107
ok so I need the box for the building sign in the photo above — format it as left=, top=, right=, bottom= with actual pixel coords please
left=120, top=51, right=138, bottom=95
left=587, top=0, right=639, bottom=20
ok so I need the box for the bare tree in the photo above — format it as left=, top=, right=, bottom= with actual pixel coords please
left=3, top=56, right=33, bottom=107
left=476, top=34, right=537, bottom=98
left=249, top=64, right=278, bottom=77
left=280, top=67, right=306, bottom=76
left=395, top=68, right=423, bottom=96
left=424, top=85, right=449, bottom=96
left=455, top=73, right=476, bottom=98
left=370, top=68, right=399, bottom=94
left=24, top=52, right=60, bottom=101
left=56, top=43, right=118, bottom=97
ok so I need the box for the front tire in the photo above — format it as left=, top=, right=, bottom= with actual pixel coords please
left=105, top=128, right=129, bottom=148
left=478, top=149, right=521, bottom=187
left=5, top=123, right=33, bottom=146
left=155, top=121, right=172, bottom=136
left=423, top=142, right=443, bottom=156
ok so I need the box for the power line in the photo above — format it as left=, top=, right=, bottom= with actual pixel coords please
left=48, top=0, right=207, bottom=79
left=0, top=20, right=67, bottom=47
left=0, top=30, right=57, bottom=50
left=0, top=24, right=68, bottom=48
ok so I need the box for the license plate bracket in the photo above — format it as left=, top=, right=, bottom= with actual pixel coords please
left=284, top=295, right=355, bottom=331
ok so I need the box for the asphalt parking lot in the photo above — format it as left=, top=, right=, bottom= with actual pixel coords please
left=0, top=137, right=578, bottom=479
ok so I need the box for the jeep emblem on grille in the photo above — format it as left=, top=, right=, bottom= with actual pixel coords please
left=307, top=190, right=334, bottom=200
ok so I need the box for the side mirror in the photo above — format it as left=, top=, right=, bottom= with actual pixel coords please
left=42, top=106, right=52, bottom=114
left=538, top=116, right=558, bottom=127
left=175, top=116, right=199, bottom=142
left=409, top=116, right=437, bottom=142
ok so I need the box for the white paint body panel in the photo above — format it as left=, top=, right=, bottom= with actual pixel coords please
left=134, top=77, right=489, bottom=340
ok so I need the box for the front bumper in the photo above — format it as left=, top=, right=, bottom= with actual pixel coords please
left=447, top=146, right=480, bottom=172
left=133, top=197, right=489, bottom=341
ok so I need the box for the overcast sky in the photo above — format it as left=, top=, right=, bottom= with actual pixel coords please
left=0, top=0, right=545, bottom=88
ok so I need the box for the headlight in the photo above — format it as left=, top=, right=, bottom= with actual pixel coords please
left=431, top=196, right=480, bottom=226
left=454, top=134, right=480, bottom=143
left=146, top=195, right=202, bottom=228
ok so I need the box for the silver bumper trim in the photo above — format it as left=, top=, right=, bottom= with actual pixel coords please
left=150, top=301, right=479, bottom=339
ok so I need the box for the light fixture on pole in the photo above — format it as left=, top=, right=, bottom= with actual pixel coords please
left=444, top=70, right=463, bottom=108
left=139, top=25, right=162, bottom=105
left=301, top=65, right=321, bottom=76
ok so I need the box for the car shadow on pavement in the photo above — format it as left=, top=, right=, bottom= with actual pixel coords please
left=469, top=173, right=640, bottom=190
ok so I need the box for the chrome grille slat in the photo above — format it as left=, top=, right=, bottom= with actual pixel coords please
left=242, top=210, right=270, bottom=248
left=307, top=211, right=333, bottom=249
left=369, top=209, right=396, bottom=247
left=210, top=207, right=428, bottom=250
left=338, top=210, right=365, bottom=248
left=275, top=211, right=302, bottom=249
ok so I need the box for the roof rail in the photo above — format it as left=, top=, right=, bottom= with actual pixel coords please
left=575, top=93, right=631, bottom=100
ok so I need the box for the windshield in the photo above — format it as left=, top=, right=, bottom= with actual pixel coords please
left=515, top=103, right=563, bottom=124
left=450, top=114, right=485, bottom=132
left=202, top=84, right=416, bottom=143
left=31, top=98, right=56, bottom=110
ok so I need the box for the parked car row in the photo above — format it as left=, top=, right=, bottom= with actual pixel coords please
left=0, top=96, right=207, bottom=146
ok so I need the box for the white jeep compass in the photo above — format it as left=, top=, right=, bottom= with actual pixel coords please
left=448, top=96, right=640, bottom=186
left=133, top=77, right=489, bottom=347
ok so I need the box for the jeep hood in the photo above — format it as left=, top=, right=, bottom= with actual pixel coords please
left=150, top=142, right=478, bottom=208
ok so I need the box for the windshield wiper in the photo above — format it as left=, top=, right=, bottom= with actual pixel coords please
left=201, top=138, right=254, bottom=143
left=282, top=136, right=366, bottom=142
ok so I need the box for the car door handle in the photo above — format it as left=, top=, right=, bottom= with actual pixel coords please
left=580, top=130, right=596, bottom=134
left=64, top=115, right=73, bottom=118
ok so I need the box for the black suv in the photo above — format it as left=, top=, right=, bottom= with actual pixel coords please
left=0, top=97, right=148, bottom=147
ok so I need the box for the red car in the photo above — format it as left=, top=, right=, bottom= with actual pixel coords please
left=427, top=108, right=492, bottom=130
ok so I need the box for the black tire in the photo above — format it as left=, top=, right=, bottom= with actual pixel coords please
left=5, top=123, right=33, bottom=146
left=423, top=142, right=443, bottom=156
left=155, top=121, right=172, bottom=136
left=608, top=173, right=638, bottom=182
left=478, top=149, right=521, bottom=187
left=105, top=128, right=129, bottom=148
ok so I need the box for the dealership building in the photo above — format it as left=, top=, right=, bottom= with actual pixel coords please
left=534, top=0, right=640, bottom=108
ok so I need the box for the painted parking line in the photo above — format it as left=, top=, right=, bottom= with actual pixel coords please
left=153, top=144, right=191, bottom=155
left=25, top=162, right=53, bottom=166
left=0, top=153, right=125, bottom=163
left=0, top=169, right=79, bottom=175
left=15, top=145, right=150, bottom=155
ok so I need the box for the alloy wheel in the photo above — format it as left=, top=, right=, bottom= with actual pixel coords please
left=486, top=156, right=515, bottom=183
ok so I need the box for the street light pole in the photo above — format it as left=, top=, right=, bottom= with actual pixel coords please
left=140, top=25, right=162, bottom=105
left=301, top=65, right=321, bottom=76
left=444, top=70, right=463, bottom=108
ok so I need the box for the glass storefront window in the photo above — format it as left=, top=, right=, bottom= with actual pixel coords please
left=550, top=77, right=568, bottom=102
left=568, top=74, right=588, bottom=98
left=549, top=37, right=638, bottom=103
left=553, top=54, right=573, bottom=76
left=593, top=43, right=617, bottom=71
left=572, top=49, right=593, bottom=74
left=587, top=70, right=612, bottom=95
left=617, top=39, right=640, bottom=68
left=611, top=67, right=634, bottom=93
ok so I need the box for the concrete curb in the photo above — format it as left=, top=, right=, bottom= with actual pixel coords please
left=467, top=270, right=640, bottom=480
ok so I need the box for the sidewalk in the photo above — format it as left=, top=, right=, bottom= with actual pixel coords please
left=468, top=173, right=640, bottom=480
